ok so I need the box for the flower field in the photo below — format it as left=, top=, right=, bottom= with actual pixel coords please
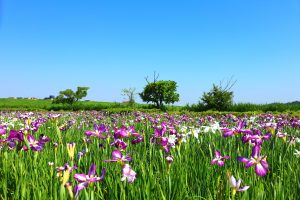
left=0, top=111, right=299, bottom=199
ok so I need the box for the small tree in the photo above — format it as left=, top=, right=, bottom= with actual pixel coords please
left=139, top=72, right=179, bottom=108
left=122, top=88, right=137, bottom=105
left=200, top=78, right=236, bottom=111
left=53, top=86, right=89, bottom=105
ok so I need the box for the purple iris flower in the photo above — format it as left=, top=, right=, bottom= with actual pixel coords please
left=221, top=121, right=252, bottom=137
left=151, top=127, right=166, bottom=143
left=169, top=125, right=177, bottom=135
left=38, top=134, right=50, bottom=145
left=152, top=128, right=176, bottom=153
left=160, top=137, right=176, bottom=153
left=121, top=164, right=137, bottom=183
left=7, top=130, right=24, bottom=142
left=103, top=150, right=132, bottom=165
left=7, top=140, right=17, bottom=150
left=131, top=134, right=144, bottom=144
left=0, top=130, right=24, bottom=150
left=113, top=126, right=143, bottom=143
left=151, top=126, right=167, bottom=145
left=26, top=134, right=49, bottom=151
left=211, top=150, right=230, bottom=166
left=85, top=124, right=108, bottom=139
left=74, top=164, right=106, bottom=198
left=242, top=130, right=272, bottom=145
left=30, top=118, right=47, bottom=132
left=110, top=139, right=128, bottom=151
left=229, top=175, right=250, bottom=192
left=0, top=125, right=7, bottom=135
left=237, top=145, right=269, bottom=176
left=114, top=126, right=135, bottom=139
left=276, top=131, right=288, bottom=140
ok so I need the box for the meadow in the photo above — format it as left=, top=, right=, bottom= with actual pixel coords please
left=0, top=98, right=141, bottom=111
left=1, top=98, right=300, bottom=113
left=0, top=98, right=178, bottom=113
left=0, top=111, right=299, bottom=199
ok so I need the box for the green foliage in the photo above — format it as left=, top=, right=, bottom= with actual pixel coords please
left=139, top=80, right=180, bottom=108
left=201, top=84, right=234, bottom=111
left=184, top=103, right=206, bottom=112
left=75, top=87, right=89, bottom=101
left=53, top=87, right=89, bottom=105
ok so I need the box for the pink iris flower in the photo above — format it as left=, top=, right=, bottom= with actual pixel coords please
left=73, top=164, right=106, bottom=198
left=121, top=164, right=137, bottom=183
left=237, top=145, right=269, bottom=176
left=211, top=150, right=230, bottom=166
left=103, top=150, right=132, bottom=165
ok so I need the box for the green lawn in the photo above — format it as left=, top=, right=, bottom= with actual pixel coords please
left=0, top=98, right=184, bottom=112
left=0, top=98, right=125, bottom=111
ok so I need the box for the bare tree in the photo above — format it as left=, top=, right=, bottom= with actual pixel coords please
left=122, top=88, right=137, bottom=105
left=219, top=76, right=237, bottom=92
left=145, top=71, right=159, bottom=84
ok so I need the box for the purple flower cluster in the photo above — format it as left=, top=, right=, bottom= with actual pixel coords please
left=219, top=116, right=273, bottom=176
left=0, top=130, right=49, bottom=151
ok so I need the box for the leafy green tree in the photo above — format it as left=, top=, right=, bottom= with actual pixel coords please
left=53, top=87, right=89, bottom=105
left=140, top=80, right=179, bottom=108
left=201, top=83, right=234, bottom=111
left=122, top=88, right=137, bottom=105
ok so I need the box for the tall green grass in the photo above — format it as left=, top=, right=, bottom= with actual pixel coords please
left=0, top=112, right=299, bottom=199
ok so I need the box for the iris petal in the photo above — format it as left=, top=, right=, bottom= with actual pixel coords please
left=112, top=150, right=122, bottom=159
left=229, top=176, right=237, bottom=187
left=237, top=156, right=249, bottom=163
left=255, top=163, right=268, bottom=176
left=74, top=174, right=87, bottom=182
left=238, top=186, right=250, bottom=192
left=88, top=163, right=96, bottom=177
left=215, top=150, right=221, bottom=158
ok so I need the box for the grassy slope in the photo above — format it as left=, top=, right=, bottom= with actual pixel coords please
left=0, top=98, right=181, bottom=112
left=1, top=98, right=300, bottom=113
left=0, top=98, right=123, bottom=111
left=0, top=98, right=52, bottom=110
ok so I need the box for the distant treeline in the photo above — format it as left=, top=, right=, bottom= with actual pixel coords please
left=0, top=98, right=300, bottom=113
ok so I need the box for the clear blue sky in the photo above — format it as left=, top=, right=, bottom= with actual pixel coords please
left=0, top=0, right=300, bottom=105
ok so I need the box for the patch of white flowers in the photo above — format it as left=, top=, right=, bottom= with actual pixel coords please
left=201, top=122, right=220, bottom=134
left=168, top=134, right=177, bottom=147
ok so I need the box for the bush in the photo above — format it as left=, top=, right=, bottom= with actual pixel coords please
left=201, top=84, right=233, bottom=111
left=53, top=87, right=89, bottom=105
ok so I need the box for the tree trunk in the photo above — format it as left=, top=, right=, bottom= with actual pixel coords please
left=158, top=98, right=164, bottom=108
left=155, top=101, right=159, bottom=108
